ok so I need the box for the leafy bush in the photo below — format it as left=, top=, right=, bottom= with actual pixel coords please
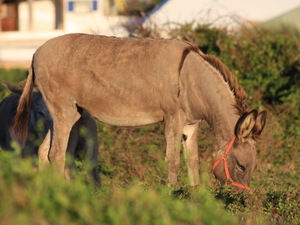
left=0, top=151, right=239, bottom=225
left=0, top=68, right=27, bottom=99
left=157, top=24, right=300, bottom=105
left=263, top=188, right=300, bottom=224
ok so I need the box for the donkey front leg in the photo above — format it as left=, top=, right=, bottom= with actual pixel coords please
left=164, top=111, right=186, bottom=185
left=182, top=123, right=200, bottom=186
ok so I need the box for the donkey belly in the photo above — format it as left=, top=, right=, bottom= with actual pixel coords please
left=75, top=70, right=167, bottom=127
left=78, top=88, right=165, bottom=127
left=95, top=110, right=164, bottom=126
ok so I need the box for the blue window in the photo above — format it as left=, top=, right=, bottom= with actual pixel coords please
left=92, top=0, right=97, bottom=10
left=67, top=0, right=98, bottom=12
left=68, top=1, right=75, bottom=11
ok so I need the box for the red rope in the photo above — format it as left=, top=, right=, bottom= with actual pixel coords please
left=212, top=157, right=223, bottom=171
left=224, top=158, right=231, bottom=180
left=231, top=182, right=251, bottom=190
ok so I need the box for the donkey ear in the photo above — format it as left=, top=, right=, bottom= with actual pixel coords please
left=235, top=109, right=258, bottom=141
left=252, top=110, right=267, bottom=135
left=18, top=79, right=39, bottom=93
left=1, top=81, right=23, bottom=96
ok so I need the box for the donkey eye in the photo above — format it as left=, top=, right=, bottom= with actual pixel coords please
left=236, top=162, right=246, bottom=172
left=38, top=111, right=45, bottom=117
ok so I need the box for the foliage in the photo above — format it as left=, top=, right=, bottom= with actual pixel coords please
left=0, top=151, right=239, bottom=225
left=0, top=68, right=27, bottom=99
left=113, top=0, right=162, bottom=15
left=146, top=23, right=300, bottom=106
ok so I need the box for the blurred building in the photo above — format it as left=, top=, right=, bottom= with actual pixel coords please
left=0, top=0, right=299, bottom=67
left=0, top=0, right=130, bottom=34
left=143, top=0, right=300, bottom=31
left=0, top=0, right=133, bottom=67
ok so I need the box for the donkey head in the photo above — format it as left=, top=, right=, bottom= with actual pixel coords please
left=213, top=109, right=267, bottom=189
left=2, top=81, right=52, bottom=140
left=30, top=91, right=52, bottom=139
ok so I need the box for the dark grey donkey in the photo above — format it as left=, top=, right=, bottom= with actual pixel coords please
left=0, top=81, right=100, bottom=186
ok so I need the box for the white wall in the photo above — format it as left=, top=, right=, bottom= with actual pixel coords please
left=64, top=0, right=128, bottom=36
left=17, top=0, right=127, bottom=36
left=18, top=0, right=55, bottom=31
left=145, top=0, right=300, bottom=30
left=65, top=11, right=128, bottom=36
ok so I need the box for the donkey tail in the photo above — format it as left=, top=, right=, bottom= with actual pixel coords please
left=11, top=55, right=35, bottom=146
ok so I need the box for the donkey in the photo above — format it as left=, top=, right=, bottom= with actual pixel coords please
left=0, top=81, right=100, bottom=186
left=0, top=81, right=52, bottom=154
left=12, top=34, right=266, bottom=189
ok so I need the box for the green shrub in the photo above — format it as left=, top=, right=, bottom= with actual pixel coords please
left=0, top=68, right=27, bottom=99
left=167, top=24, right=300, bottom=104
left=263, top=188, right=300, bottom=224
left=0, top=151, right=239, bottom=225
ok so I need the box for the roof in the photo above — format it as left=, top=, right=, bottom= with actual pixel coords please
left=143, top=0, right=300, bottom=29
left=262, top=6, right=300, bottom=30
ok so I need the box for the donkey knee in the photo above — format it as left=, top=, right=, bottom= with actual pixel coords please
left=167, top=158, right=181, bottom=185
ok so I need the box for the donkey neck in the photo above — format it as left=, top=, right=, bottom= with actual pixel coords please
left=205, top=100, right=239, bottom=148
left=195, top=57, right=241, bottom=148
left=179, top=51, right=245, bottom=148
left=202, top=68, right=240, bottom=148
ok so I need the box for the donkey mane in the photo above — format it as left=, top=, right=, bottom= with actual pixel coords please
left=181, top=41, right=247, bottom=115
left=200, top=54, right=248, bottom=116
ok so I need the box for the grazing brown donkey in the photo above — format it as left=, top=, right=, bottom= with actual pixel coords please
left=13, top=34, right=266, bottom=189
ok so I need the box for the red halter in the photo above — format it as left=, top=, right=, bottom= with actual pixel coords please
left=212, top=137, right=251, bottom=190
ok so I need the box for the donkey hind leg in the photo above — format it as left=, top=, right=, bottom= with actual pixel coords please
left=83, top=115, right=101, bottom=186
left=164, top=111, right=186, bottom=185
left=48, top=103, right=80, bottom=177
left=65, top=123, right=80, bottom=181
left=38, top=130, right=51, bottom=171
left=182, top=123, right=200, bottom=186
